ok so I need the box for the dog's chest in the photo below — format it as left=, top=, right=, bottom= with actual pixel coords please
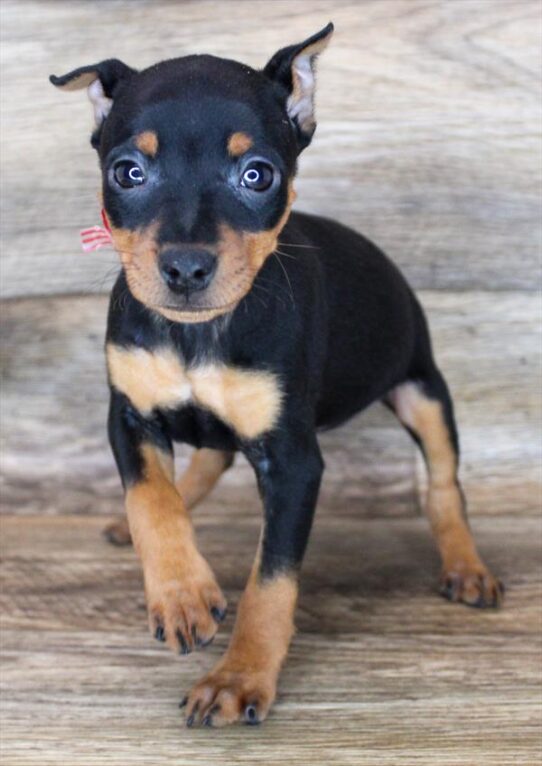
left=106, top=344, right=282, bottom=440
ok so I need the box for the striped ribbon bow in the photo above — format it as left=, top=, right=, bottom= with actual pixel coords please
left=80, top=209, right=113, bottom=252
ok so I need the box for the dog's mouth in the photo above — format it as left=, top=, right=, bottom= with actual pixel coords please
left=160, top=299, right=239, bottom=312
left=117, top=239, right=256, bottom=323
left=111, top=233, right=267, bottom=323
left=108, top=185, right=296, bottom=323
left=152, top=296, right=243, bottom=322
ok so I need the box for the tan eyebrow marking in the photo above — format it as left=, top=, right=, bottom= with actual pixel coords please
left=135, top=130, right=159, bottom=157
left=227, top=131, right=253, bottom=157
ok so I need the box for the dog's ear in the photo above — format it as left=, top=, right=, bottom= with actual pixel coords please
left=49, top=59, right=136, bottom=135
left=263, top=23, right=333, bottom=151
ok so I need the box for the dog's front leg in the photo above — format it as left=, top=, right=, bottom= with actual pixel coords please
left=108, top=391, right=227, bottom=653
left=183, top=428, right=323, bottom=727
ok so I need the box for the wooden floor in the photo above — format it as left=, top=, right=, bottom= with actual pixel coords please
left=1, top=292, right=540, bottom=764
left=1, top=0, right=541, bottom=762
left=1, top=288, right=540, bottom=765
left=1, top=508, right=541, bottom=765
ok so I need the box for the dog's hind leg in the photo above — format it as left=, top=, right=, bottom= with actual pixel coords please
left=386, top=366, right=504, bottom=608
left=103, top=515, right=133, bottom=546
left=176, top=448, right=234, bottom=509
left=103, top=448, right=234, bottom=546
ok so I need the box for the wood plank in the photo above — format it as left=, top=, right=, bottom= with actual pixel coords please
left=1, top=291, right=539, bottom=517
left=0, top=514, right=541, bottom=765
left=1, top=0, right=541, bottom=298
left=1, top=514, right=540, bottom=637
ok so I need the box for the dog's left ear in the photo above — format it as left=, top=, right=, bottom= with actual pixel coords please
left=49, top=59, right=136, bottom=134
left=263, top=22, right=334, bottom=152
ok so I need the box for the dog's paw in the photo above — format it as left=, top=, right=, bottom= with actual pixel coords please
left=181, top=666, right=276, bottom=728
left=102, top=517, right=132, bottom=546
left=439, top=565, right=504, bottom=608
left=146, top=552, right=227, bottom=654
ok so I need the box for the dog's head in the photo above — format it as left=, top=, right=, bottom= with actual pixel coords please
left=51, top=24, right=333, bottom=323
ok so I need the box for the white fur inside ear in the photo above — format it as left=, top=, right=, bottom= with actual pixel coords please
left=284, top=28, right=332, bottom=138
left=87, top=79, right=112, bottom=127
left=287, top=53, right=317, bottom=134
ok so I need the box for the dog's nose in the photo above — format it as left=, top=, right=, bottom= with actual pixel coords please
left=159, top=249, right=217, bottom=294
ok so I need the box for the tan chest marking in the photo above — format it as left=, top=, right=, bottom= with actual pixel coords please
left=106, top=344, right=282, bottom=439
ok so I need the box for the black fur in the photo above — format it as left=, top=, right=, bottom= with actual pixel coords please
left=52, top=25, right=461, bottom=582
left=105, top=209, right=456, bottom=577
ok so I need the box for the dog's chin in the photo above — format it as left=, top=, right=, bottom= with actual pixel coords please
left=154, top=301, right=239, bottom=324
left=123, top=271, right=255, bottom=324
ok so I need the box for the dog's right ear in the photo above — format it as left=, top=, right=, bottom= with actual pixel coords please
left=50, top=59, right=136, bottom=139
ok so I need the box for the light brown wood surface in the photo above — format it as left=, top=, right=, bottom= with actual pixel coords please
left=1, top=0, right=541, bottom=763
left=1, top=0, right=541, bottom=297
left=1, top=288, right=541, bottom=759
left=1, top=513, right=541, bottom=765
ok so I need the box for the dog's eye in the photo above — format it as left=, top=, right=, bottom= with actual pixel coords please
left=240, top=161, right=274, bottom=191
left=113, top=160, right=146, bottom=189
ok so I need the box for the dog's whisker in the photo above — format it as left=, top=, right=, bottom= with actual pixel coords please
left=273, top=248, right=297, bottom=261
left=252, top=281, right=287, bottom=309
left=273, top=252, right=295, bottom=307
left=249, top=284, right=270, bottom=310
left=81, top=264, right=121, bottom=294
left=277, top=241, right=320, bottom=250
left=255, top=276, right=293, bottom=305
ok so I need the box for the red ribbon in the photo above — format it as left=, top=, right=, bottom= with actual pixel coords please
left=80, top=208, right=113, bottom=252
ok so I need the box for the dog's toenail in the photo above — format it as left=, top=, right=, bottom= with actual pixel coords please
left=211, top=606, right=227, bottom=623
left=176, top=630, right=191, bottom=655
left=245, top=704, right=259, bottom=724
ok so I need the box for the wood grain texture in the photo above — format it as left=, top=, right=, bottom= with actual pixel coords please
left=1, top=2, right=541, bottom=759
left=1, top=0, right=541, bottom=298
left=0, top=513, right=541, bottom=765
left=1, top=291, right=540, bottom=518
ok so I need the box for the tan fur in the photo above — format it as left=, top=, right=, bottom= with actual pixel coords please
left=391, top=383, right=457, bottom=489
left=103, top=516, right=132, bottom=546
left=104, top=448, right=233, bottom=546
left=389, top=383, right=497, bottom=583
left=105, top=184, right=296, bottom=324
left=218, top=183, right=297, bottom=273
left=106, top=345, right=190, bottom=414
left=227, top=131, right=253, bottom=157
left=53, top=72, right=113, bottom=124
left=107, top=344, right=282, bottom=439
left=223, top=566, right=298, bottom=676
left=55, top=71, right=97, bottom=91
left=177, top=448, right=234, bottom=507
left=190, top=365, right=283, bottom=439
left=249, top=183, right=297, bottom=269
left=108, top=221, right=163, bottom=310
left=135, top=130, right=159, bottom=157
left=184, top=552, right=298, bottom=725
left=158, top=301, right=242, bottom=324
left=125, top=443, right=225, bottom=651
left=288, top=30, right=333, bottom=135
left=161, top=182, right=297, bottom=322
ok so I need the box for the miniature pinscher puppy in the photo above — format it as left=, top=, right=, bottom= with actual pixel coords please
left=51, top=23, right=503, bottom=728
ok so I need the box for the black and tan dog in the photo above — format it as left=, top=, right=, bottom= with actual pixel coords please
left=51, top=23, right=503, bottom=728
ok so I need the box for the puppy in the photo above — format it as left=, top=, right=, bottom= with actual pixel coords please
left=51, top=23, right=503, bottom=728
